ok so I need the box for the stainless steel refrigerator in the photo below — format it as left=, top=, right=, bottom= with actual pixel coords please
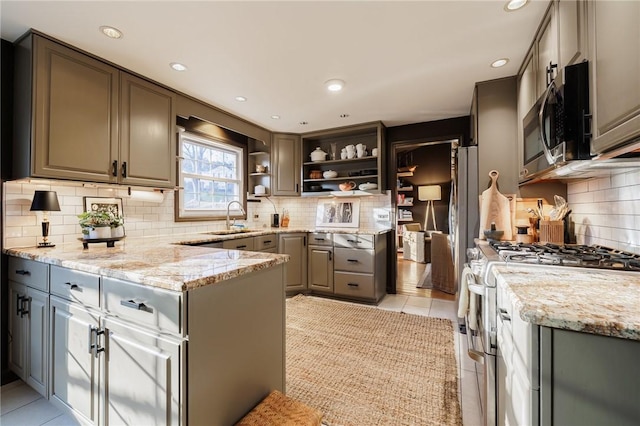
left=450, top=145, right=479, bottom=326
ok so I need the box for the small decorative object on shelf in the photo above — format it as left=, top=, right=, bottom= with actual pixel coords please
left=310, top=147, right=328, bottom=162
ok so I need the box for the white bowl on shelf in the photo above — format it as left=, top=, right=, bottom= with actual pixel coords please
left=358, top=182, right=378, bottom=190
left=323, top=170, right=338, bottom=178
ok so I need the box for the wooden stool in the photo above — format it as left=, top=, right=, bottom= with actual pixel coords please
left=235, top=390, right=323, bottom=426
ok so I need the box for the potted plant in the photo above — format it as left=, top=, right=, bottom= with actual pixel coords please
left=110, top=214, right=125, bottom=238
left=77, top=211, right=114, bottom=239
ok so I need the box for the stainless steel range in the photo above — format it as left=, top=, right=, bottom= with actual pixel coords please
left=490, top=241, right=640, bottom=271
left=463, top=241, right=640, bottom=426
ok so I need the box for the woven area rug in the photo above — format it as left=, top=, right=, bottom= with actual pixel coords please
left=286, top=295, right=462, bottom=426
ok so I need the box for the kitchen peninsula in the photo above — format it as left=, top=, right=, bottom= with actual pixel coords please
left=4, top=234, right=289, bottom=425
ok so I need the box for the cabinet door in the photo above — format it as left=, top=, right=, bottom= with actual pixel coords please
left=278, top=233, right=307, bottom=291
left=536, top=5, right=559, bottom=98
left=49, top=296, right=100, bottom=425
left=25, top=287, right=49, bottom=397
left=517, top=49, right=537, bottom=173
left=308, top=247, right=333, bottom=293
left=8, top=281, right=27, bottom=380
left=103, top=318, right=182, bottom=426
left=592, top=1, right=640, bottom=151
left=558, top=0, right=586, bottom=72
left=33, top=35, right=119, bottom=182
left=272, top=133, right=301, bottom=196
left=120, top=72, right=177, bottom=188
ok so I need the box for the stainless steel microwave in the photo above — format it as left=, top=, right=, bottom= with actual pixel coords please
left=520, top=61, right=592, bottom=183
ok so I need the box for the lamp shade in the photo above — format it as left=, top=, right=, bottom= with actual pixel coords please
left=418, top=185, right=441, bottom=201
left=30, top=191, right=61, bottom=212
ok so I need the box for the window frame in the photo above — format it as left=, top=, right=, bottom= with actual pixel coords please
left=175, top=130, right=246, bottom=222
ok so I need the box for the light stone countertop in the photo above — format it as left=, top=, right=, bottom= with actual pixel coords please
left=3, top=228, right=391, bottom=292
left=490, top=263, right=640, bottom=341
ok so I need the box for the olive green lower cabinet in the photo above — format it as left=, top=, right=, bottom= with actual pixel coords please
left=45, top=262, right=285, bottom=425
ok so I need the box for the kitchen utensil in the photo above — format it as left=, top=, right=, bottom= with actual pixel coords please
left=323, top=170, right=338, bottom=178
left=339, top=181, right=356, bottom=191
left=309, top=170, right=322, bottom=179
left=479, top=170, right=512, bottom=240
left=310, top=147, right=327, bottom=162
left=358, top=182, right=377, bottom=190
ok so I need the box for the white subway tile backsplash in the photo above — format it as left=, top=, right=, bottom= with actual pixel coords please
left=568, top=168, right=640, bottom=254
left=3, top=180, right=392, bottom=249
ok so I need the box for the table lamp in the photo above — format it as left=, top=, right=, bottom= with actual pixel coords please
left=418, top=185, right=441, bottom=231
left=30, top=190, right=61, bottom=248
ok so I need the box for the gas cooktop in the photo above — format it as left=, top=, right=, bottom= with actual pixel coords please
left=489, top=242, right=640, bottom=272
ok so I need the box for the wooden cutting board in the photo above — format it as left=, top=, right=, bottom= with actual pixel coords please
left=479, top=170, right=512, bottom=240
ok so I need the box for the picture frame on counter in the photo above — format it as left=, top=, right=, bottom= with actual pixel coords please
left=316, top=198, right=360, bottom=228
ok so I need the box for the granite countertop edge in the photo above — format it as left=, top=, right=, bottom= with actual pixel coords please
left=491, top=264, right=640, bottom=341
left=3, top=227, right=391, bottom=292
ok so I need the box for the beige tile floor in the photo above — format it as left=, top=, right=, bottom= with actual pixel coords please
left=1, top=258, right=482, bottom=426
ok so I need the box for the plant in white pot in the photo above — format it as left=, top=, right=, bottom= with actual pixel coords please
left=78, top=211, right=114, bottom=239
left=110, top=215, right=125, bottom=238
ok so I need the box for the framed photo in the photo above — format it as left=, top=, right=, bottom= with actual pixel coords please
left=315, top=198, right=360, bottom=228
left=84, top=197, right=124, bottom=218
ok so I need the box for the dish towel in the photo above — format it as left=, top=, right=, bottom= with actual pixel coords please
left=458, top=266, right=478, bottom=331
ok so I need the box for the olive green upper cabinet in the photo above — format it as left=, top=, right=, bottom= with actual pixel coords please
left=535, top=3, right=559, bottom=98
left=589, top=1, right=640, bottom=154
left=119, top=73, right=176, bottom=187
left=272, top=133, right=301, bottom=196
left=14, top=33, right=176, bottom=188
left=557, top=0, right=587, bottom=74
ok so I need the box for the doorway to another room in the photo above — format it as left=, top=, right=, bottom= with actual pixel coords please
left=392, top=139, right=457, bottom=300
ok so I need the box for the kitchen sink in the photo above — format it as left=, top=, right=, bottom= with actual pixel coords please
left=204, top=229, right=256, bottom=235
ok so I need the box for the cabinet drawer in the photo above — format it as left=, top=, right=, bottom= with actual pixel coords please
left=50, top=266, right=100, bottom=308
left=333, top=234, right=374, bottom=249
left=8, top=257, right=49, bottom=291
left=102, top=277, right=183, bottom=335
left=334, top=272, right=375, bottom=299
left=334, top=248, right=374, bottom=273
left=222, top=237, right=255, bottom=251
left=308, top=232, right=333, bottom=247
left=254, top=235, right=277, bottom=251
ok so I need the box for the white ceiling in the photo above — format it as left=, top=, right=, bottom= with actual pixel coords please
left=1, top=0, right=548, bottom=134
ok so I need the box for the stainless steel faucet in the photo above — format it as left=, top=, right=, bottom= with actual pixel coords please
left=226, top=200, right=246, bottom=230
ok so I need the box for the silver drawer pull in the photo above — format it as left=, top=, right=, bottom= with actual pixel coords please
left=15, top=269, right=30, bottom=276
left=120, top=299, right=154, bottom=313
left=314, top=238, right=325, bottom=241
left=347, top=259, right=359, bottom=263
left=347, top=283, right=359, bottom=287
left=499, top=312, right=511, bottom=322
left=346, top=239, right=360, bottom=244
left=65, top=282, right=80, bottom=291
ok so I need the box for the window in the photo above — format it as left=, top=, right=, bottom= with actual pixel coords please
left=176, top=131, right=245, bottom=220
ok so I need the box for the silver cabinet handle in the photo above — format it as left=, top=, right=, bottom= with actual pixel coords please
left=499, top=311, right=511, bottom=322
left=88, top=326, right=105, bottom=358
left=120, top=299, right=153, bottom=313
left=15, top=269, right=30, bottom=276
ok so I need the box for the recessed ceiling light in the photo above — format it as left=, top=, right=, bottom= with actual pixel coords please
left=235, top=96, right=247, bottom=102
left=339, top=114, right=350, bottom=118
left=504, top=0, right=528, bottom=12
left=271, top=115, right=280, bottom=120
left=491, top=58, right=509, bottom=68
left=325, top=79, right=345, bottom=92
left=99, top=26, right=123, bottom=39
left=170, top=62, right=188, bottom=72
left=299, top=121, right=309, bottom=125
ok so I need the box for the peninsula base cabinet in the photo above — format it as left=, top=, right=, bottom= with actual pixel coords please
left=10, top=256, right=285, bottom=426
left=497, top=282, right=640, bottom=426
left=7, top=258, right=49, bottom=398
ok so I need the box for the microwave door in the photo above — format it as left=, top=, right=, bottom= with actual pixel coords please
left=538, top=81, right=561, bottom=165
